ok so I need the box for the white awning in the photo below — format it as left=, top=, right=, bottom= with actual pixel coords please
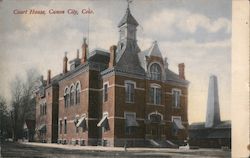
left=173, top=119, right=185, bottom=129
left=23, top=123, right=28, bottom=130
left=126, top=117, right=139, bottom=127
left=97, top=116, right=108, bottom=127
left=76, top=116, right=86, bottom=127
left=38, top=124, right=46, bottom=131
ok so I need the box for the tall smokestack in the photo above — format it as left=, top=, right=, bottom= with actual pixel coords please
left=47, top=69, right=51, bottom=85
left=63, top=52, right=68, bottom=74
left=81, top=38, right=88, bottom=64
left=178, top=63, right=185, bottom=80
left=205, top=75, right=221, bottom=128
left=109, top=45, right=117, bottom=68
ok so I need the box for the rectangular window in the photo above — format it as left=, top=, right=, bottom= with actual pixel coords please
left=125, top=83, right=135, bottom=103
left=40, top=105, right=42, bottom=115
left=76, top=127, right=79, bottom=133
left=125, top=113, right=136, bottom=135
left=59, top=120, right=62, bottom=134
left=156, top=88, right=161, bottom=105
left=103, top=84, right=108, bottom=102
left=172, top=90, right=181, bottom=108
left=44, top=104, right=47, bottom=115
left=64, top=119, right=67, bottom=134
left=149, top=87, right=161, bottom=105
left=149, top=88, right=154, bottom=103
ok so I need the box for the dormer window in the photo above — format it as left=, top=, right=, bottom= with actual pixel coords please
left=150, top=63, right=161, bottom=80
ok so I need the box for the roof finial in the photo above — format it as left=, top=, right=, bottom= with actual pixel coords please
left=77, top=49, right=79, bottom=58
left=83, top=37, right=87, bottom=44
left=127, top=0, right=133, bottom=10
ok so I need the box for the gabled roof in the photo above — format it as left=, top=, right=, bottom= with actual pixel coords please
left=146, top=41, right=163, bottom=58
left=118, top=7, right=139, bottom=27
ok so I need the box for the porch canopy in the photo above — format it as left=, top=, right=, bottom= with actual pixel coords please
left=38, top=124, right=46, bottom=131
left=97, top=115, right=108, bottom=127
left=173, top=119, right=185, bottom=130
left=76, top=116, right=87, bottom=128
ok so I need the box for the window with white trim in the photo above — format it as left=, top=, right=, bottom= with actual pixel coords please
left=64, top=119, right=67, bottom=134
left=44, top=103, right=47, bottom=115
left=70, top=85, right=75, bottom=106
left=125, top=113, right=136, bottom=135
left=172, top=89, right=181, bottom=108
left=125, top=82, right=135, bottom=103
left=150, top=63, right=161, bottom=80
left=40, top=102, right=47, bottom=116
left=103, top=83, right=108, bottom=102
left=75, top=82, right=81, bottom=104
left=149, top=113, right=162, bottom=123
left=59, top=120, right=62, bottom=134
left=64, top=87, right=69, bottom=108
left=149, top=85, right=161, bottom=105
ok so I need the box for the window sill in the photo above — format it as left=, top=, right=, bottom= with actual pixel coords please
left=146, top=103, right=164, bottom=106
left=172, top=107, right=181, bottom=109
left=125, top=101, right=135, bottom=104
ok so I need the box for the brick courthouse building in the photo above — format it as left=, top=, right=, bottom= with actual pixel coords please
left=34, top=5, right=189, bottom=147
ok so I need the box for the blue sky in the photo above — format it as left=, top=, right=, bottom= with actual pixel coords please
left=0, top=0, right=231, bottom=123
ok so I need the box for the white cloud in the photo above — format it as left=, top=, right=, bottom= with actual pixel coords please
left=143, top=9, right=231, bottom=38
left=0, top=1, right=231, bottom=123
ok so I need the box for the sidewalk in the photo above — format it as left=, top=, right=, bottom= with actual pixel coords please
left=20, top=142, right=221, bottom=153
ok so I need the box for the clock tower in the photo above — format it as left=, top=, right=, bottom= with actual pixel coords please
left=116, top=4, right=140, bottom=61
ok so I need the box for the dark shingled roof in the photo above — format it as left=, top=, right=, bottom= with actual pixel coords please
left=88, top=49, right=110, bottom=64
left=207, top=130, right=231, bottom=139
left=165, top=69, right=189, bottom=84
left=118, top=7, right=139, bottom=27
left=189, top=120, right=231, bottom=130
left=189, top=121, right=231, bottom=139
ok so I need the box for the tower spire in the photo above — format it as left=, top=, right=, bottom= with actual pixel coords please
left=127, top=0, right=132, bottom=10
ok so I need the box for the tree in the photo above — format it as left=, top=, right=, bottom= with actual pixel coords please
left=0, top=96, right=12, bottom=140
left=10, top=68, right=40, bottom=141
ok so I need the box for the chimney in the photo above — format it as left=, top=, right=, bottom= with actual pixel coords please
left=63, top=52, right=68, bottom=74
left=81, top=38, right=88, bottom=64
left=77, top=49, right=80, bottom=59
left=178, top=63, right=185, bottom=80
left=40, top=75, right=44, bottom=82
left=164, top=57, right=168, bottom=69
left=47, top=69, right=51, bottom=85
left=109, top=45, right=117, bottom=68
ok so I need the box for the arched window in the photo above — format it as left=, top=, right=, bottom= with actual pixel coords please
left=70, top=85, right=75, bottom=106
left=64, top=87, right=69, bottom=108
left=149, top=114, right=162, bottom=123
left=150, top=63, right=161, bottom=80
left=75, top=82, right=81, bottom=104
